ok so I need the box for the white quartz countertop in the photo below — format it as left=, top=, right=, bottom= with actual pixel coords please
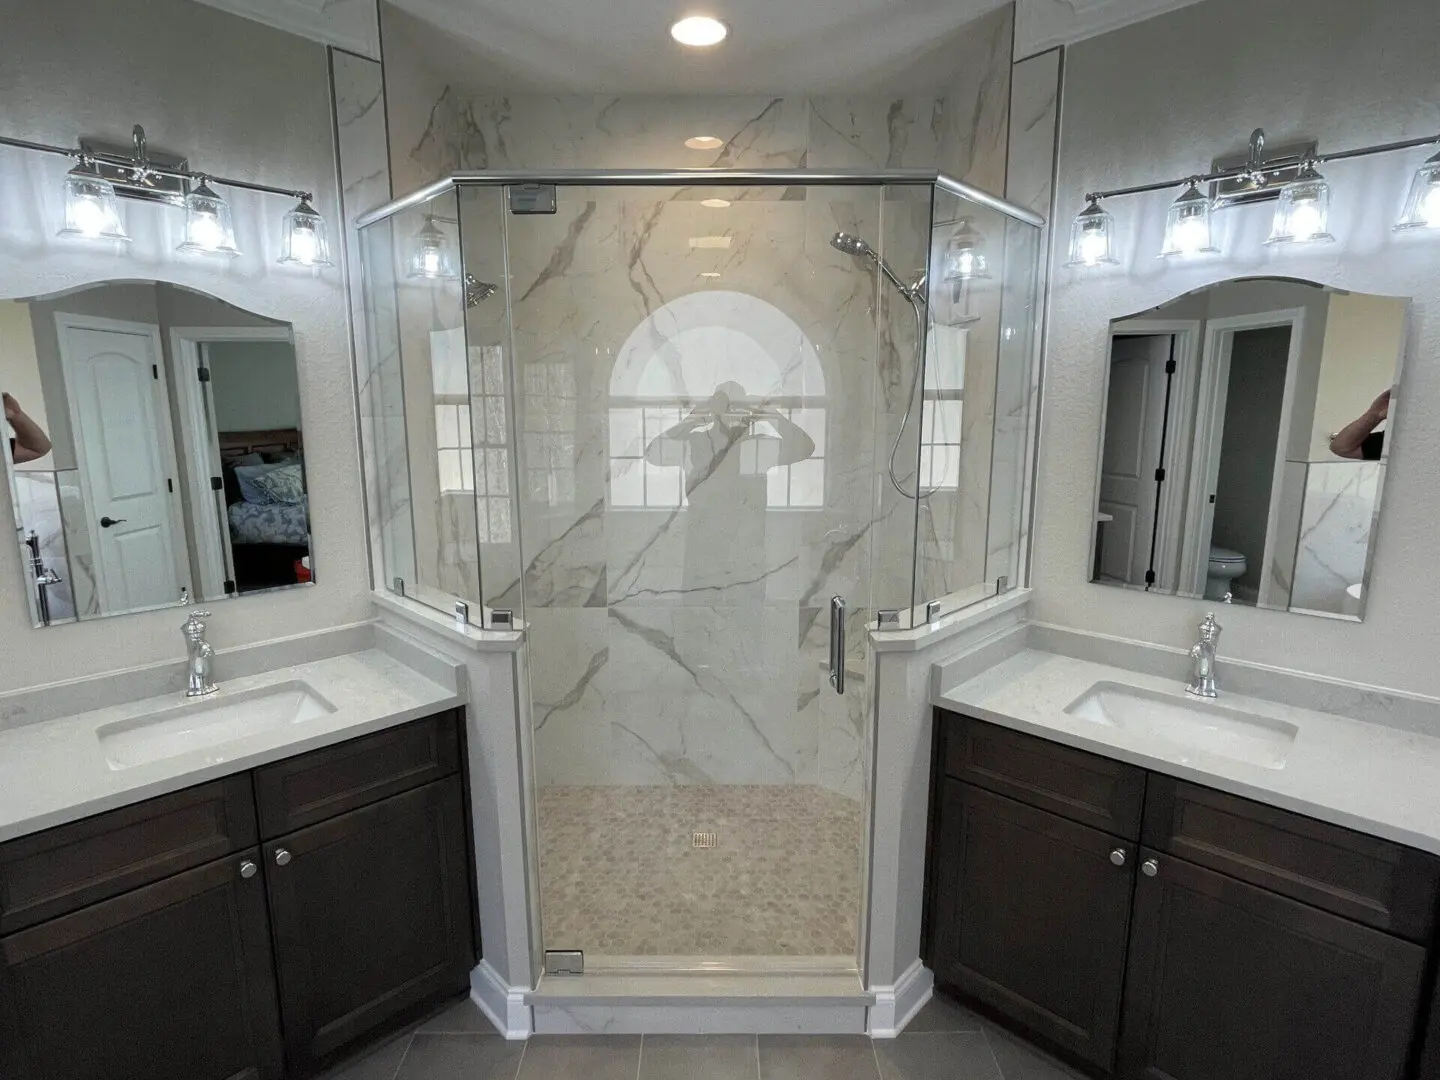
left=935, top=648, right=1440, bottom=856
left=0, top=649, right=462, bottom=843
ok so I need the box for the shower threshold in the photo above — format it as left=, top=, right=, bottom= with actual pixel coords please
left=526, top=964, right=873, bottom=1036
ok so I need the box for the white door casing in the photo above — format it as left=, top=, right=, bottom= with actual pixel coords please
left=57, top=314, right=187, bottom=613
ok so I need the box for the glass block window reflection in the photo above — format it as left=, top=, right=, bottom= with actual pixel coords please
left=434, top=344, right=512, bottom=544
left=920, top=325, right=966, bottom=490
left=522, top=363, right=577, bottom=507
left=608, top=404, right=825, bottom=509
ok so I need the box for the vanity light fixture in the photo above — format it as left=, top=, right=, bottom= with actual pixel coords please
left=1067, top=126, right=1440, bottom=269
left=279, top=197, right=333, bottom=266
left=1067, top=197, right=1118, bottom=267
left=177, top=180, right=240, bottom=257
left=1396, top=148, right=1440, bottom=230
left=685, top=136, right=725, bottom=151
left=58, top=162, right=129, bottom=242
left=670, top=15, right=729, bottom=47
left=1265, top=161, right=1334, bottom=245
left=407, top=215, right=458, bottom=279
left=0, top=123, right=328, bottom=266
left=1159, top=181, right=1218, bottom=256
left=942, top=217, right=991, bottom=280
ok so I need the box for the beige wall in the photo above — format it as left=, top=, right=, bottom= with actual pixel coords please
left=1310, top=293, right=1406, bottom=460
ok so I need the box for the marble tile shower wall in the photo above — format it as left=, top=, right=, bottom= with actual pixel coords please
left=370, top=2, right=1015, bottom=795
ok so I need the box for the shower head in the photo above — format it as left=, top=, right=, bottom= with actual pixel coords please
left=830, top=231, right=874, bottom=258
left=464, top=273, right=498, bottom=308
left=829, top=231, right=924, bottom=305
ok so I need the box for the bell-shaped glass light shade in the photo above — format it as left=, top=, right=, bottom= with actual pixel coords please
left=177, top=181, right=240, bottom=257
left=1396, top=149, right=1440, bottom=231
left=407, top=216, right=457, bottom=279
left=942, top=218, right=991, bottom=281
left=59, top=163, right=129, bottom=242
left=279, top=198, right=333, bottom=266
left=1159, top=183, right=1217, bottom=257
left=1067, top=199, right=1118, bottom=267
left=1266, top=162, right=1334, bottom=245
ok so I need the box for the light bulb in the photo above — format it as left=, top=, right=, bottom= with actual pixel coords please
left=288, top=227, right=318, bottom=264
left=1288, top=196, right=1323, bottom=241
left=177, top=181, right=240, bottom=257
left=1159, top=182, right=1215, bottom=257
left=1396, top=150, right=1440, bottom=231
left=1079, top=227, right=1109, bottom=265
left=71, top=197, right=108, bottom=238
left=189, top=211, right=223, bottom=249
left=1172, top=217, right=1208, bottom=254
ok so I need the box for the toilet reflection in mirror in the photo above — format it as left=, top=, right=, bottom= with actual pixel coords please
left=1090, top=277, right=1406, bottom=622
left=1, top=281, right=311, bottom=628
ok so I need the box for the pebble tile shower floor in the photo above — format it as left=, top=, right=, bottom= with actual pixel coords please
left=536, top=785, right=863, bottom=957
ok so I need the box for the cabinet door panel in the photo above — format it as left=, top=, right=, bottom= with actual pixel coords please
left=930, top=779, right=1135, bottom=1068
left=0, top=849, right=282, bottom=1080
left=1119, top=849, right=1425, bottom=1080
left=265, top=776, right=473, bottom=1074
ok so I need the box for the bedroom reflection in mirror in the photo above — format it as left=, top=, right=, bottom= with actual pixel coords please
left=1, top=280, right=311, bottom=627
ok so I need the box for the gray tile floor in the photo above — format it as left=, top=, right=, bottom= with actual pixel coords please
left=322, top=994, right=1085, bottom=1080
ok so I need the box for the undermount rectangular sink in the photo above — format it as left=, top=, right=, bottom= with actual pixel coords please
left=1064, top=681, right=1297, bottom=769
left=98, top=682, right=337, bottom=770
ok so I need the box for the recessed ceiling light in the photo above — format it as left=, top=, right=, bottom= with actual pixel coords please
left=670, top=15, right=728, bottom=47
left=701, top=197, right=731, bottom=208
left=685, top=135, right=725, bottom=151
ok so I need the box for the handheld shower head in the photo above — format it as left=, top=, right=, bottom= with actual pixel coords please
left=829, top=230, right=923, bottom=306
left=830, top=231, right=873, bottom=258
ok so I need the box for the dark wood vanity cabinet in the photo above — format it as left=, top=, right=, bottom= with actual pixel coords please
left=0, top=710, right=475, bottom=1079
left=264, top=776, right=474, bottom=1074
left=929, top=778, right=1135, bottom=1067
left=926, top=710, right=1440, bottom=1080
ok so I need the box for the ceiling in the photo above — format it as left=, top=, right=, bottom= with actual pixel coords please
left=382, top=0, right=1017, bottom=94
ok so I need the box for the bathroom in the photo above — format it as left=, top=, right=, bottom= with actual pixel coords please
left=0, top=0, right=1437, bottom=1077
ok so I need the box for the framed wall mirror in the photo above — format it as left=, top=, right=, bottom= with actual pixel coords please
left=1090, top=277, right=1404, bottom=622
left=2, top=281, right=311, bottom=627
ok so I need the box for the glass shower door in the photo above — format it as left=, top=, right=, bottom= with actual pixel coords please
left=494, top=180, right=916, bottom=968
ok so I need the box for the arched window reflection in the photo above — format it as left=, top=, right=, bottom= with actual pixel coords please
left=608, top=291, right=826, bottom=509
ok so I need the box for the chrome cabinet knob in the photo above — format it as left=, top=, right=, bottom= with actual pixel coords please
left=1109, top=848, right=1127, bottom=867
left=1142, top=858, right=1159, bottom=877
left=239, top=859, right=257, bottom=879
left=274, top=848, right=292, bottom=867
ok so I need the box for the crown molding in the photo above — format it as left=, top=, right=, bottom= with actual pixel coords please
left=191, top=0, right=381, bottom=60
left=1016, top=0, right=1204, bottom=59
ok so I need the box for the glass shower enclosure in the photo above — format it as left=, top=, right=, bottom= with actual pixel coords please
left=357, top=169, right=1041, bottom=977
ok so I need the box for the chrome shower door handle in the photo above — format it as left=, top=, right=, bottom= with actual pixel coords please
left=829, top=595, right=846, bottom=695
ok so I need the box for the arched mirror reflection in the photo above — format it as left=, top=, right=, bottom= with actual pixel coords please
left=2, top=281, right=310, bottom=627
left=1090, top=277, right=1405, bottom=621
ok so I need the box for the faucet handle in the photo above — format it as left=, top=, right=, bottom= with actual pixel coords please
left=1198, top=612, right=1221, bottom=642
left=182, top=609, right=212, bottom=635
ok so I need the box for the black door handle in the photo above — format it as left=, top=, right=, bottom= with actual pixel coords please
left=99, top=516, right=127, bottom=528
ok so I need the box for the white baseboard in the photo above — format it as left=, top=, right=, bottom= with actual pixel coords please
left=471, top=961, right=532, bottom=1040
left=868, top=960, right=934, bottom=1038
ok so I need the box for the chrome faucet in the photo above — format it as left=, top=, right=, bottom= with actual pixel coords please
left=182, top=609, right=219, bottom=697
left=1186, top=612, right=1221, bottom=698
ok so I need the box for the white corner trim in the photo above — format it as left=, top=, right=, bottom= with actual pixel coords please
left=868, top=960, right=934, bottom=1038
left=471, top=961, right=533, bottom=1040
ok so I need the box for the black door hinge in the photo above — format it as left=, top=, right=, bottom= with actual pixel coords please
left=1165, top=358, right=1177, bottom=374
left=1154, top=467, right=1166, bottom=482
left=198, top=366, right=211, bottom=383
left=210, top=476, right=224, bottom=491
left=151, top=364, right=159, bottom=379
left=166, top=478, right=173, bottom=493
left=224, top=580, right=236, bottom=595
left=1144, top=569, right=1157, bottom=586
